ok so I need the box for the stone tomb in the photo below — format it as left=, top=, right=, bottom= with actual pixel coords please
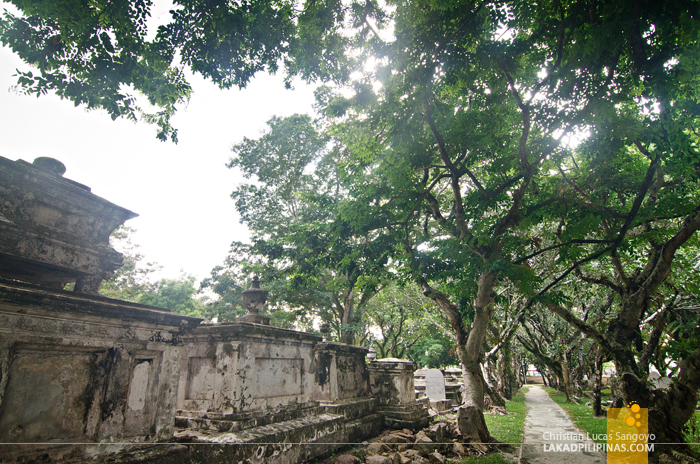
left=414, top=367, right=427, bottom=399
left=425, top=368, right=446, bottom=400
left=415, top=367, right=463, bottom=408
left=176, top=323, right=375, bottom=421
left=171, top=323, right=385, bottom=464
left=443, top=367, right=465, bottom=406
left=0, top=279, right=201, bottom=462
left=0, top=156, right=204, bottom=462
left=0, top=156, right=429, bottom=463
left=368, top=358, right=430, bottom=430
left=0, top=156, right=137, bottom=294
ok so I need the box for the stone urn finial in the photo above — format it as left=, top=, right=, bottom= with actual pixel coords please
left=367, top=345, right=377, bottom=362
left=32, top=157, right=66, bottom=176
left=238, top=275, right=270, bottom=325
left=319, top=322, right=330, bottom=341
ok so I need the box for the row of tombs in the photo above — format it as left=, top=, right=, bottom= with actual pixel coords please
left=0, top=155, right=429, bottom=464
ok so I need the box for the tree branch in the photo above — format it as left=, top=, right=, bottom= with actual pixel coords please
left=515, top=239, right=616, bottom=265
left=486, top=305, right=527, bottom=360
left=544, top=301, right=618, bottom=356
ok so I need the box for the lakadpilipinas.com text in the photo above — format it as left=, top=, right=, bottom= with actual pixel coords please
left=542, top=432, right=654, bottom=453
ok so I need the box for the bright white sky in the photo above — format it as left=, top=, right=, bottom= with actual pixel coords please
left=0, top=13, right=318, bottom=283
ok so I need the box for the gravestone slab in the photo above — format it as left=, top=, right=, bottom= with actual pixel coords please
left=425, top=369, right=446, bottom=400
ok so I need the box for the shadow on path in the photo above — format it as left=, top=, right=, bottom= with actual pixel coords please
left=520, top=385, right=606, bottom=464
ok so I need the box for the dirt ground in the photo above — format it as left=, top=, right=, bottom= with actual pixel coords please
left=311, top=385, right=606, bottom=464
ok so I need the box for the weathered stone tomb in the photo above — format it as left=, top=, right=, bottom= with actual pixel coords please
left=0, top=155, right=429, bottom=464
left=0, top=156, right=202, bottom=462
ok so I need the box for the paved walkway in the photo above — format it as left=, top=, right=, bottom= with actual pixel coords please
left=520, top=385, right=606, bottom=464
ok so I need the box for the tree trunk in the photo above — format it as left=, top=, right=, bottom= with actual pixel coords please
left=515, top=357, right=524, bottom=388
left=457, top=403, right=493, bottom=449
left=560, top=356, right=578, bottom=403
left=339, top=290, right=355, bottom=345
left=607, top=291, right=700, bottom=459
left=592, top=348, right=605, bottom=417
left=458, top=354, right=498, bottom=447
left=482, top=365, right=507, bottom=409
left=422, top=271, right=497, bottom=444
left=497, top=340, right=514, bottom=400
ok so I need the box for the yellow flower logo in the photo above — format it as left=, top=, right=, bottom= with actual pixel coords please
left=626, top=401, right=643, bottom=428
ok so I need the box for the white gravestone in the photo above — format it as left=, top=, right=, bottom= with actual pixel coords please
left=425, top=369, right=446, bottom=401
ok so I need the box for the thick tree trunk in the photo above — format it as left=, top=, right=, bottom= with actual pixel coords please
left=608, top=295, right=700, bottom=459
left=515, top=357, right=524, bottom=388
left=457, top=403, right=493, bottom=449
left=339, top=290, right=356, bottom=345
left=616, top=348, right=700, bottom=461
left=456, top=348, right=498, bottom=446
left=547, top=372, right=557, bottom=389
left=422, top=272, right=497, bottom=444
left=482, top=367, right=507, bottom=409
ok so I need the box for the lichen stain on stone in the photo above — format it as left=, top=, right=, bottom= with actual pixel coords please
left=205, top=341, right=217, bottom=359
left=96, top=347, right=126, bottom=423
left=222, top=343, right=235, bottom=357
left=316, top=352, right=332, bottom=386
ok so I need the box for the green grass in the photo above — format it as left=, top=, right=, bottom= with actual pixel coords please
left=460, top=453, right=515, bottom=464
left=684, top=410, right=700, bottom=455
left=483, top=387, right=528, bottom=444
left=544, top=387, right=608, bottom=443
left=581, top=388, right=611, bottom=400
left=456, top=388, right=528, bottom=463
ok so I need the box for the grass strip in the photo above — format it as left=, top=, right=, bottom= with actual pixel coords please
left=484, top=387, right=528, bottom=444
left=458, top=387, right=530, bottom=464
left=544, top=387, right=607, bottom=443
left=460, top=453, right=515, bottom=464
left=684, top=411, right=700, bottom=455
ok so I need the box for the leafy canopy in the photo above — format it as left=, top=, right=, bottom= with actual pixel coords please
left=0, top=0, right=378, bottom=140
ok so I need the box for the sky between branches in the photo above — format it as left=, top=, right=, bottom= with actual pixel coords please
left=0, top=0, right=319, bottom=283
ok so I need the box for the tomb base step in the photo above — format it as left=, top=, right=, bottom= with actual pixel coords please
left=345, top=413, right=385, bottom=443
left=319, top=397, right=379, bottom=420
left=175, top=403, right=322, bottom=432
left=0, top=443, right=191, bottom=464
left=171, top=413, right=348, bottom=464
left=146, top=411, right=382, bottom=464
left=381, top=402, right=430, bottom=431
left=429, top=399, right=453, bottom=412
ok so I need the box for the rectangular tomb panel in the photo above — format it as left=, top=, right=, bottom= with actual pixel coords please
left=0, top=346, right=97, bottom=442
left=123, top=353, right=161, bottom=438
left=253, top=357, right=303, bottom=398
left=186, top=357, right=216, bottom=401
left=336, top=355, right=369, bottom=400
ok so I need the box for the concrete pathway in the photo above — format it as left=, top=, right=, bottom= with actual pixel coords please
left=520, top=385, right=606, bottom=464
